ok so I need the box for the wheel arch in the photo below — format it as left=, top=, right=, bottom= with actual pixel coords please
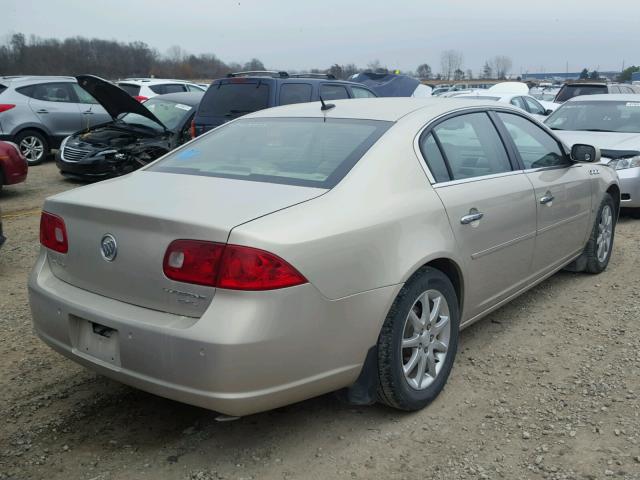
left=606, top=183, right=621, bottom=216
left=405, top=257, right=465, bottom=317
left=14, top=126, right=52, bottom=144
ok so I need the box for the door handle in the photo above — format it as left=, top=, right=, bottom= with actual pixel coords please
left=36, top=109, right=49, bottom=114
left=540, top=193, right=555, bottom=205
left=460, top=210, right=484, bottom=225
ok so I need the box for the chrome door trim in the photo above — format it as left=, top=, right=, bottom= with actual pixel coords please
left=470, top=231, right=537, bottom=260
left=537, top=210, right=590, bottom=235
left=433, top=170, right=524, bottom=189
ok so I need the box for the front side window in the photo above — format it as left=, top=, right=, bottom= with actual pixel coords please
left=149, top=117, right=392, bottom=188
left=279, top=83, right=312, bottom=105
left=319, top=84, right=349, bottom=100
left=186, top=84, right=205, bottom=92
left=351, top=86, right=377, bottom=98
left=498, top=113, right=568, bottom=169
left=432, top=112, right=512, bottom=180
left=18, top=82, right=75, bottom=103
left=545, top=100, right=640, bottom=134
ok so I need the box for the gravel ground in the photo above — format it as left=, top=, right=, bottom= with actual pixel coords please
left=1, top=162, right=640, bottom=480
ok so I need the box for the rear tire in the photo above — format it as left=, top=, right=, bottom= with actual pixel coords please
left=582, top=193, right=616, bottom=273
left=377, top=267, right=459, bottom=411
left=15, top=129, right=49, bottom=166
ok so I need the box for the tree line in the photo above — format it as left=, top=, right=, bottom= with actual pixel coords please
left=0, top=33, right=517, bottom=81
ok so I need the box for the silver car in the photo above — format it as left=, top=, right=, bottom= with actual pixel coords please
left=29, top=98, right=619, bottom=417
left=546, top=94, right=640, bottom=216
left=0, top=76, right=111, bottom=164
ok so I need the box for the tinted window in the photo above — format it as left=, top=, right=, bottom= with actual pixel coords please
left=187, top=84, right=206, bottom=92
left=546, top=100, right=640, bottom=133
left=71, top=84, right=99, bottom=104
left=433, top=113, right=512, bottom=180
left=199, top=82, right=270, bottom=117
left=555, top=84, right=607, bottom=102
left=279, top=83, right=312, bottom=105
left=498, top=113, right=567, bottom=169
left=419, top=133, right=450, bottom=183
left=351, top=86, right=377, bottom=98
left=149, top=118, right=391, bottom=188
left=524, top=96, right=545, bottom=115
left=118, top=83, right=141, bottom=96
left=0, top=84, right=6, bottom=95
left=17, top=83, right=75, bottom=103
left=149, top=84, right=187, bottom=94
left=319, top=84, right=349, bottom=100
left=121, top=98, right=194, bottom=131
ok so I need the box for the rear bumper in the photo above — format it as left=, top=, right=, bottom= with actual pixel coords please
left=28, top=251, right=398, bottom=416
left=618, top=167, right=640, bottom=208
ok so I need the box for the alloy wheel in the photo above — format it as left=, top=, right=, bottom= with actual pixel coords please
left=596, top=204, right=613, bottom=263
left=19, top=136, right=45, bottom=163
left=401, top=289, right=451, bottom=390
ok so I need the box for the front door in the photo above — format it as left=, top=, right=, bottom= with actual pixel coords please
left=422, top=112, right=537, bottom=321
left=496, top=112, right=592, bottom=275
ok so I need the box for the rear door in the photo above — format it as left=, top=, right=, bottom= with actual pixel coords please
left=421, top=111, right=537, bottom=319
left=19, top=82, right=82, bottom=138
left=496, top=112, right=592, bottom=274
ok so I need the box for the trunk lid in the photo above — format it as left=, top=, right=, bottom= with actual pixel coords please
left=76, top=75, right=166, bottom=129
left=44, top=171, right=325, bottom=317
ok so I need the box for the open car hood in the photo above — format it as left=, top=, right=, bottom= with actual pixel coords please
left=76, top=75, right=166, bottom=129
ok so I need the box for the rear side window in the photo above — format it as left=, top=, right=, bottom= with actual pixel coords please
left=118, top=83, right=141, bottom=96
left=198, top=82, right=270, bottom=117
left=419, top=133, right=450, bottom=182
left=149, top=117, right=392, bottom=188
left=555, top=84, right=607, bottom=102
left=351, top=86, right=377, bottom=98
left=279, top=83, right=312, bottom=105
left=510, top=96, right=527, bottom=110
left=319, top=84, right=349, bottom=100
left=432, top=112, right=512, bottom=180
left=149, top=84, right=187, bottom=94
left=523, top=96, right=545, bottom=115
left=17, top=83, right=75, bottom=103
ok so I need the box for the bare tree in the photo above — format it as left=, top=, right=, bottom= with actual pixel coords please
left=466, top=69, right=474, bottom=81
left=482, top=61, right=493, bottom=79
left=440, top=50, right=463, bottom=81
left=366, top=59, right=387, bottom=73
left=243, top=58, right=265, bottom=71
left=165, top=45, right=186, bottom=63
left=489, top=55, right=513, bottom=79
left=416, top=63, right=432, bottom=79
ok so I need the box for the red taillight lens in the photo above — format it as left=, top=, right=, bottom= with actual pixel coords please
left=0, top=104, right=16, bottom=113
left=163, top=240, right=225, bottom=287
left=162, top=240, right=307, bottom=290
left=40, top=212, right=68, bottom=253
left=190, top=119, right=196, bottom=139
left=134, top=96, right=148, bottom=103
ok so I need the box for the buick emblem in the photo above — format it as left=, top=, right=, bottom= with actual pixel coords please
left=100, top=234, right=117, bottom=262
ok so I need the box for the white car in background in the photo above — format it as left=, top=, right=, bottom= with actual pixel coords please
left=117, top=78, right=206, bottom=102
left=546, top=94, right=640, bottom=216
left=454, top=92, right=555, bottom=122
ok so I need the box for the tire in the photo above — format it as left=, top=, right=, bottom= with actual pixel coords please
left=15, top=129, right=49, bottom=165
left=582, top=193, right=616, bottom=274
left=377, top=267, right=460, bottom=411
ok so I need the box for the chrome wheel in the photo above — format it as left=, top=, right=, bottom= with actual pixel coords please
left=19, top=136, right=45, bottom=163
left=596, top=204, right=613, bottom=263
left=401, top=289, right=451, bottom=390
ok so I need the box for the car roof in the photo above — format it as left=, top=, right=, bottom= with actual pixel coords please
left=149, top=91, right=204, bottom=105
left=0, top=75, right=76, bottom=86
left=567, top=94, right=640, bottom=102
left=243, top=97, right=513, bottom=122
left=119, top=78, right=196, bottom=85
left=213, top=76, right=370, bottom=87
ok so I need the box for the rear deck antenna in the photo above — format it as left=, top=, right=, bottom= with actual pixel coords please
left=319, top=95, right=335, bottom=111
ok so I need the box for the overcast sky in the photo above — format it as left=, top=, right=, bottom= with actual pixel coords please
left=4, top=0, right=639, bottom=74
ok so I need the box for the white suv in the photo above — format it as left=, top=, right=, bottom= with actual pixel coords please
left=117, top=78, right=207, bottom=101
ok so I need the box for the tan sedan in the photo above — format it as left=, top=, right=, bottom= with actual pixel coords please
left=29, top=98, right=619, bottom=416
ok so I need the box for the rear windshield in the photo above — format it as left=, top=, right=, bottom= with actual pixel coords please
left=149, top=84, right=186, bottom=94
left=198, top=82, right=270, bottom=118
left=546, top=100, right=640, bottom=133
left=555, top=85, right=607, bottom=103
left=118, top=83, right=141, bottom=96
left=149, top=117, right=392, bottom=188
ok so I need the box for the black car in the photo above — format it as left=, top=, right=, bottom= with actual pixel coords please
left=192, top=71, right=377, bottom=137
left=56, top=75, right=203, bottom=181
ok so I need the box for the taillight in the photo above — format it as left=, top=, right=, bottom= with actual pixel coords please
left=190, top=119, right=196, bottom=139
left=40, top=212, right=68, bottom=253
left=0, top=104, right=16, bottom=113
left=134, top=96, right=148, bottom=103
left=163, top=240, right=307, bottom=290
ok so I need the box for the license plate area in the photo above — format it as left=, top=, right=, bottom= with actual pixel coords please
left=69, top=315, right=121, bottom=367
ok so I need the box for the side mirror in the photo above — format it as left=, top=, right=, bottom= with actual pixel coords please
left=571, top=144, right=600, bottom=163
left=544, top=109, right=554, bottom=116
